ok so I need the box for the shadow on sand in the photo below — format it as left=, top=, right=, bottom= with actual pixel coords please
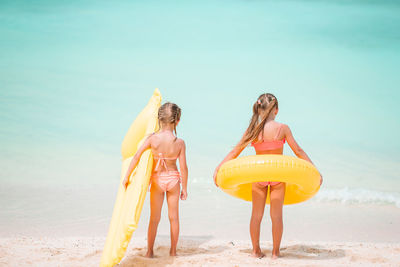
left=119, top=235, right=229, bottom=267
left=240, top=244, right=345, bottom=260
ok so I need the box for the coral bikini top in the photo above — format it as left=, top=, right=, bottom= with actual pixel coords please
left=251, top=124, right=285, bottom=151
left=153, top=153, right=179, bottom=172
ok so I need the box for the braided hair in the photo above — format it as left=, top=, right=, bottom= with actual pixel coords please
left=158, top=102, right=181, bottom=136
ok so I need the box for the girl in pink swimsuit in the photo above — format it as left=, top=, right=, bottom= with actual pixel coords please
left=122, top=102, right=188, bottom=258
left=214, top=93, right=321, bottom=259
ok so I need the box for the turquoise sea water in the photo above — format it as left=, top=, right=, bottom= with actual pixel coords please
left=1, top=0, right=400, bottom=237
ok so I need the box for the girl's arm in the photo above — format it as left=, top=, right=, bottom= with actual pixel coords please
left=122, top=135, right=152, bottom=189
left=178, top=140, right=188, bottom=200
left=284, top=125, right=313, bottom=163
left=213, top=134, right=247, bottom=187
left=284, top=125, right=323, bottom=185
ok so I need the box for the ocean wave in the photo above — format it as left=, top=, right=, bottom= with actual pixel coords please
left=314, top=187, right=400, bottom=208
left=189, top=177, right=213, bottom=184
left=188, top=178, right=400, bottom=208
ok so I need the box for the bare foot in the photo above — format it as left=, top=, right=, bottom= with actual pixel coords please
left=145, top=250, right=154, bottom=258
left=170, top=248, right=177, bottom=256
left=271, top=251, right=280, bottom=259
left=251, top=250, right=265, bottom=258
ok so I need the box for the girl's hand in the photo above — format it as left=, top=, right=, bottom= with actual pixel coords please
left=180, top=189, right=187, bottom=200
left=319, top=174, right=323, bottom=186
left=213, top=167, right=220, bottom=187
left=122, top=177, right=129, bottom=190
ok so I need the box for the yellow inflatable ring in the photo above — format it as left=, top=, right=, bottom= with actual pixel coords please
left=216, top=155, right=320, bottom=205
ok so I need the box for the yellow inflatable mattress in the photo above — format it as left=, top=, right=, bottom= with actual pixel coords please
left=100, top=89, right=162, bottom=267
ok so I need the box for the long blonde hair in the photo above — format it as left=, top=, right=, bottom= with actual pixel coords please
left=237, top=93, right=278, bottom=149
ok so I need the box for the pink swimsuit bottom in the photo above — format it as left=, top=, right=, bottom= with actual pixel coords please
left=151, top=153, right=181, bottom=192
left=256, top=181, right=281, bottom=187
left=151, top=171, right=181, bottom=192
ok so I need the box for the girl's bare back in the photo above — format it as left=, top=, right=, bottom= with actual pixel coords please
left=150, top=131, right=184, bottom=172
left=254, top=121, right=286, bottom=155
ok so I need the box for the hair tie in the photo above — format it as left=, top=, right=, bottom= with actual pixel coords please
left=257, top=100, right=261, bottom=105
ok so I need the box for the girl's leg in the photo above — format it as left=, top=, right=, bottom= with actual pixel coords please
left=250, top=183, right=268, bottom=258
left=146, top=183, right=165, bottom=258
left=166, top=182, right=180, bottom=256
left=269, top=182, right=285, bottom=259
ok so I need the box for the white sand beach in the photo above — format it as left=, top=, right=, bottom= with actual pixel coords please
left=1, top=236, right=400, bottom=267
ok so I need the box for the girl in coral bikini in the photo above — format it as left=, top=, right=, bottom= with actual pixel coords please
left=214, top=93, right=322, bottom=259
left=122, top=102, right=188, bottom=257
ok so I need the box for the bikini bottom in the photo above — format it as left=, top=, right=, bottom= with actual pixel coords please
left=151, top=171, right=181, bottom=192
